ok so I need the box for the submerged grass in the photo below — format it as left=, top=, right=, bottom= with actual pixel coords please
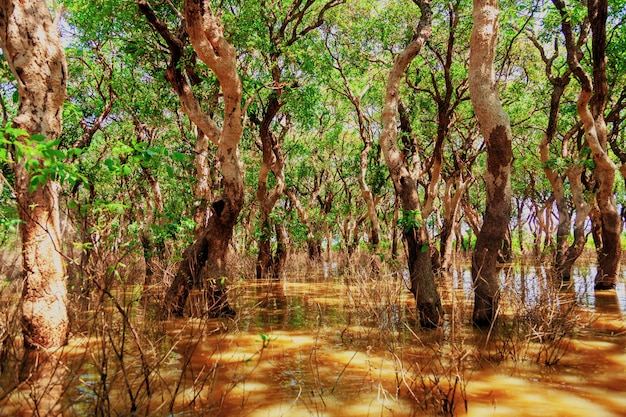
left=0, top=249, right=619, bottom=416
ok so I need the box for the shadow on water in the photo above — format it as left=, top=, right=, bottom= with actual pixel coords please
left=1, top=261, right=625, bottom=416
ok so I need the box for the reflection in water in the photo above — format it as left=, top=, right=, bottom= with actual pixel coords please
left=0, top=263, right=625, bottom=416
left=0, top=351, right=69, bottom=416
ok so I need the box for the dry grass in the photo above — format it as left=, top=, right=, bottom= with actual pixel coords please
left=0, top=248, right=597, bottom=416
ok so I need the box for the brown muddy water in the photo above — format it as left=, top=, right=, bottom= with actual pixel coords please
left=1, top=262, right=626, bottom=416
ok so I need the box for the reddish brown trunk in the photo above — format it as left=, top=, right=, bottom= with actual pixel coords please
left=256, top=217, right=274, bottom=279
left=165, top=199, right=237, bottom=316
left=274, top=223, right=288, bottom=278
left=141, top=0, right=245, bottom=315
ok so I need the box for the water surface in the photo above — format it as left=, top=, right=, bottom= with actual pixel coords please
left=1, top=262, right=625, bottom=416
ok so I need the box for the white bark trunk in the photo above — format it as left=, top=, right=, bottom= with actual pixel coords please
left=0, top=0, right=69, bottom=349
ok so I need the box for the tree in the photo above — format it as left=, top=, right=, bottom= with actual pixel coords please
left=553, top=0, right=622, bottom=289
left=324, top=33, right=382, bottom=259
left=139, top=0, right=245, bottom=316
left=243, top=0, right=343, bottom=278
left=380, top=0, right=443, bottom=328
left=0, top=0, right=69, bottom=349
left=528, top=16, right=593, bottom=281
left=406, top=0, right=473, bottom=271
left=469, top=0, right=513, bottom=326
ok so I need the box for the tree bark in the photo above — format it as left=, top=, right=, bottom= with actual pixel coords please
left=534, top=44, right=573, bottom=278
left=193, top=129, right=214, bottom=239
left=164, top=199, right=237, bottom=316
left=587, top=0, right=622, bottom=288
left=0, top=0, right=69, bottom=349
left=553, top=0, right=622, bottom=288
left=557, top=165, right=592, bottom=280
left=141, top=0, right=245, bottom=316
left=379, top=0, right=443, bottom=328
left=255, top=95, right=286, bottom=279
left=469, top=0, right=513, bottom=326
left=274, top=222, right=288, bottom=278
left=440, top=174, right=471, bottom=271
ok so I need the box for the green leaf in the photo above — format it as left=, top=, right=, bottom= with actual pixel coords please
left=104, top=158, right=116, bottom=170
left=30, top=134, right=47, bottom=142
left=5, top=126, right=29, bottom=139
left=48, top=149, right=66, bottom=160
left=29, top=174, right=46, bottom=192
left=172, top=151, right=186, bottom=162
left=67, top=148, right=83, bottom=158
left=25, top=159, right=40, bottom=172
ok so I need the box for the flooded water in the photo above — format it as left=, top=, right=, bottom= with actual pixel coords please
left=1, top=261, right=626, bottom=416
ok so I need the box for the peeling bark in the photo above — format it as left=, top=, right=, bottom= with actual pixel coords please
left=469, top=0, right=513, bottom=326
left=255, top=95, right=286, bottom=279
left=0, top=0, right=69, bottom=349
left=553, top=0, right=622, bottom=288
left=141, top=0, right=245, bottom=316
left=379, top=0, right=443, bottom=328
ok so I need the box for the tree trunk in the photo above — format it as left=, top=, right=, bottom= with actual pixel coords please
left=142, top=0, right=245, bottom=316
left=331, top=56, right=381, bottom=254
left=285, top=189, right=322, bottom=262
left=555, top=166, right=592, bottom=280
left=193, top=129, right=213, bottom=239
left=469, top=0, right=513, bottom=326
left=255, top=94, right=286, bottom=279
left=274, top=222, right=288, bottom=278
left=165, top=199, right=238, bottom=316
left=529, top=26, right=574, bottom=279
left=440, top=175, right=471, bottom=271
left=554, top=0, right=622, bottom=288
left=391, top=197, right=400, bottom=260
left=515, top=198, right=525, bottom=255
left=256, top=217, right=274, bottom=279
left=164, top=231, right=207, bottom=316
left=0, top=0, right=69, bottom=349
left=379, top=0, right=443, bottom=328
left=587, top=0, right=622, bottom=288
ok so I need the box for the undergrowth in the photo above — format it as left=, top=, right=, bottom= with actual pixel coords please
left=0, top=249, right=596, bottom=416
